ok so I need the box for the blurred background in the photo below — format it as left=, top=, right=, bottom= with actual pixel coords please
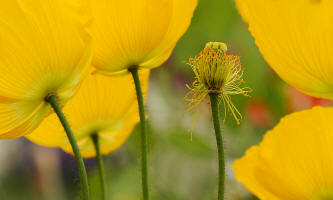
left=0, top=0, right=331, bottom=199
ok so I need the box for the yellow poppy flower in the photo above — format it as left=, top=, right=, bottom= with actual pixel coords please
left=235, top=0, right=333, bottom=99
left=233, top=106, right=333, bottom=200
left=0, top=0, right=92, bottom=139
left=26, top=70, right=150, bottom=158
left=92, top=0, right=197, bottom=74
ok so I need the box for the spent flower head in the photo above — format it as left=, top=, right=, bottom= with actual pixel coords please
left=185, top=42, right=251, bottom=125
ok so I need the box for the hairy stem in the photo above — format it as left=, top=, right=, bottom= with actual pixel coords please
left=46, top=94, right=90, bottom=200
left=91, top=134, right=107, bottom=200
left=209, top=93, right=225, bottom=200
left=129, top=67, right=149, bottom=200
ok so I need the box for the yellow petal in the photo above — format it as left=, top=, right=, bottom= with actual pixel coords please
left=27, top=70, right=150, bottom=158
left=0, top=0, right=92, bottom=138
left=92, top=0, right=197, bottom=73
left=235, top=0, right=333, bottom=99
left=233, top=106, right=333, bottom=199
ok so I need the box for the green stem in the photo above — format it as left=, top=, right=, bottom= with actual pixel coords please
left=46, top=94, right=90, bottom=200
left=209, top=93, right=225, bottom=200
left=129, top=66, right=149, bottom=200
left=91, top=134, right=107, bottom=200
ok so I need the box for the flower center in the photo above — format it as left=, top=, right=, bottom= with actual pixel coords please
left=311, top=189, right=333, bottom=200
left=76, top=119, right=123, bottom=140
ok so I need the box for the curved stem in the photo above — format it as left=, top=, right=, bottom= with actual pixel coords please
left=209, top=93, right=225, bottom=200
left=46, top=94, right=90, bottom=200
left=91, top=134, right=107, bottom=200
left=129, top=67, right=149, bottom=200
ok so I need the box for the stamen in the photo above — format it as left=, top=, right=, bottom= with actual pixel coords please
left=184, top=42, right=251, bottom=126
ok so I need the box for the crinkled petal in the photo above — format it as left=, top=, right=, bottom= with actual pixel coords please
left=233, top=106, right=333, bottom=199
left=0, top=0, right=92, bottom=138
left=235, top=0, right=333, bottom=99
left=92, top=0, right=197, bottom=72
left=140, top=0, right=198, bottom=69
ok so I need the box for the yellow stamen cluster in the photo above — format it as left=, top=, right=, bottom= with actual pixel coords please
left=185, top=42, right=251, bottom=125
